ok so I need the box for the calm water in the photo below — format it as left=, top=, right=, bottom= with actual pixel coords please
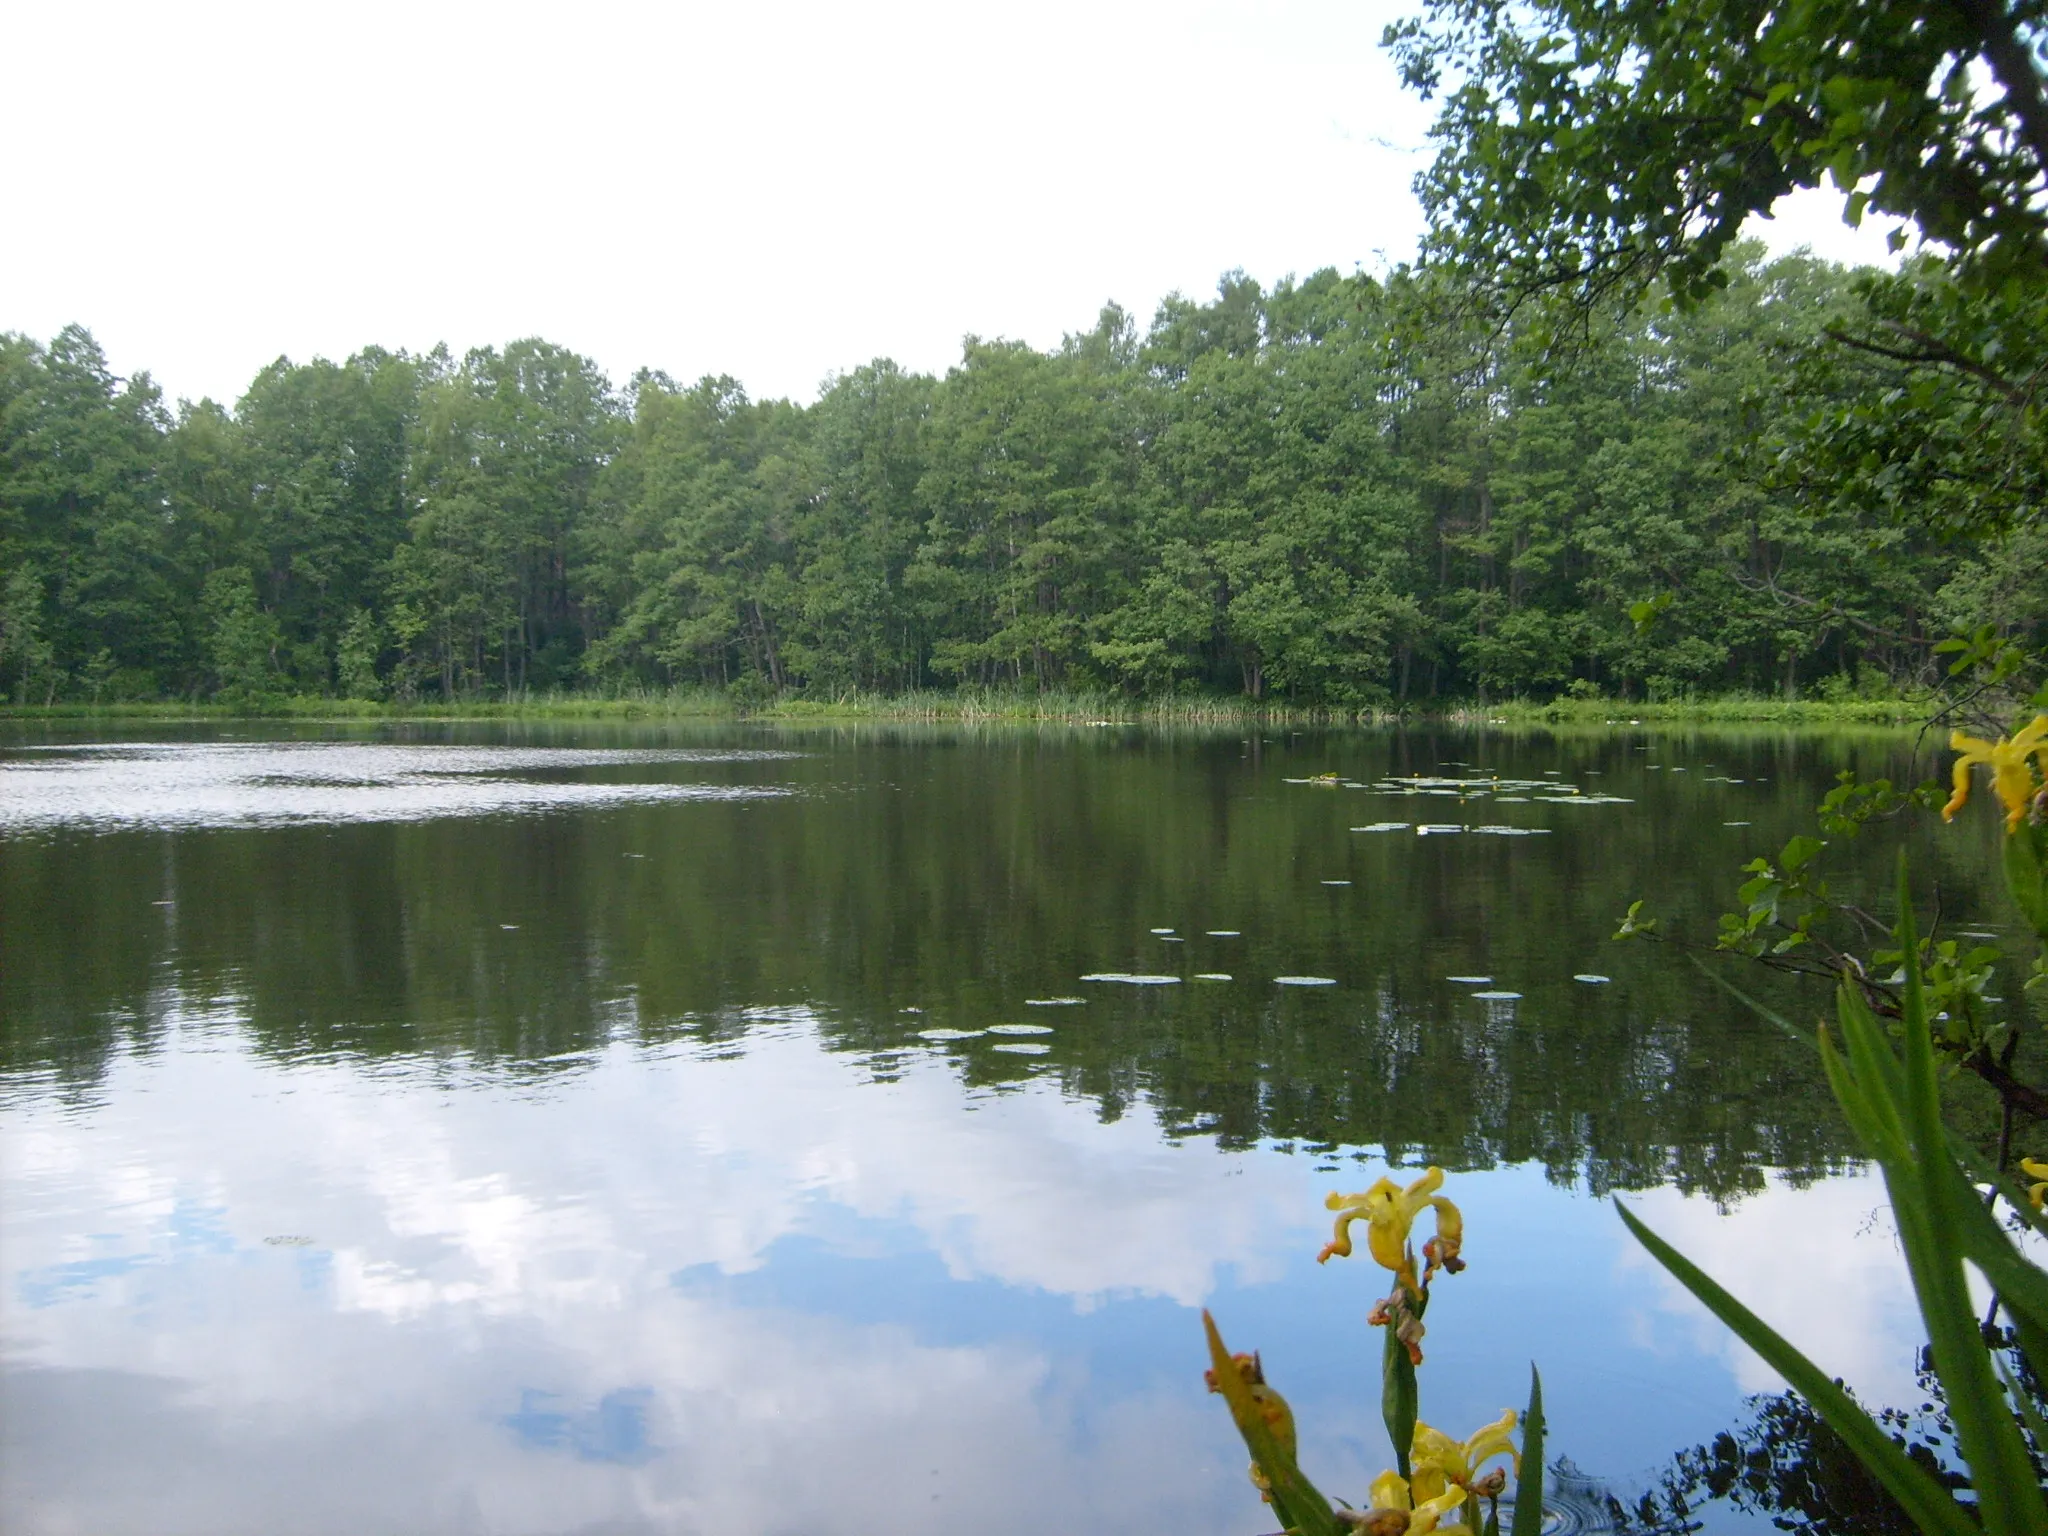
left=0, top=722, right=2020, bottom=1534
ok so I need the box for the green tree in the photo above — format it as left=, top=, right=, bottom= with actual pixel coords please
left=238, top=347, right=423, bottom=688
left=201, top=566, right=282, bottom=703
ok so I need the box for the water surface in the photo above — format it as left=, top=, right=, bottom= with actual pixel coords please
left=0, top=723, right=2020, bottom=1534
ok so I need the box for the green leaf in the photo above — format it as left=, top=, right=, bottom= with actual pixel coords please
left=1509, top=1365, right=1545, bottom=1536
left=1858, top=866, right=2048, bottom=1536
left=1202, top=1312, right=1343, bottom=1536
left=2003, top=824, right=2048, bottom=946
left=1780, top=835, right=1825, bottom=873
left=1383, top=1315, right=1420, bottom=1481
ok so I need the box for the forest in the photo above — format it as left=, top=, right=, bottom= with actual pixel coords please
left=2, top=247, right=2041, bottom=709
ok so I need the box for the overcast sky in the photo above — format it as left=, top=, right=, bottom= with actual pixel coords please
left=5, top=0, right=1903, bottom=409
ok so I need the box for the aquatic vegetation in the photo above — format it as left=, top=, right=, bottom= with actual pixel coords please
left=1204, top=1167, right=1545, bottom=1534
left=1621, top=861, right=2048, bottom=1536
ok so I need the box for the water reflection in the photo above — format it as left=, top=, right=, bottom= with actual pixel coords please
left=0, top=724, right=2020, bottom=1534
left=2, top=1015, right=1922, bottom=1535
left=0, top=741, right=796, bottom=831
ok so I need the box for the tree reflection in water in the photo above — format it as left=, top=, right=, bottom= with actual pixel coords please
left=1616, top=1333, right=2047, bottom=1535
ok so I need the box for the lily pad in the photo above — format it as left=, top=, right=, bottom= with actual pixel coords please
left=1274, top=975, right=1338, bottom=986
left=1159, top=935, right=1185, bottom=942
left=1206, top=929, right=1241, bottom=936
left=1195, top=973, right=1233, bottom=981
left=1080, top=973, right=1181, bottom=985
left=991, top=1042, right=1051, bottom=1055
left=988, top=1023, right=1054, bottom=1035
left=1417, top=824, right=1465, bottom=835
left=1024, top=997, right=1086, bottom=1006
left=1351, top=823, right=1410, bottom=833
left=1447, top=975, right=1492, bottom=985
left=1574, top=974, right=1611, bottom=985
left=1150, top=927, right=1176, bottom=934
left=1471, top=990, right=1522, bottom=1001
left=917, top=1028, right=986, bottom=1040
left=1321, top=879, right=1352, bottom=886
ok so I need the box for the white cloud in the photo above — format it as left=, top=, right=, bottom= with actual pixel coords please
left=1616, top=1173, right=1924, bottom=1408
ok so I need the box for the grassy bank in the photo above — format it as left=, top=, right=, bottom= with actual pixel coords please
left=0, top=688, right=1936, bottom=729
left=1449, top=694, right=1937, bottom=727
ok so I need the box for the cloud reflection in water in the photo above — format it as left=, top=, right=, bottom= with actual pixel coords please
left=1, top=1007, right=1925, bottom=1535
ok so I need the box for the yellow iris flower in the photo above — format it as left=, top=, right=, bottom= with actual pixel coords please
left=1943, top=715, right=2048, bottom=832
left=1318, top=1166, right=1467, bottom=1288
left=1359, top=1469, right=1466, bottom=1534
left=2021, top=1157, right=2048, bottom=1212
left=1411, top=1410, right=1520, bottom=1510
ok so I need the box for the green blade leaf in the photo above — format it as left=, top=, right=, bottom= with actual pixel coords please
left=1879, top=866, right=2048, bottom=1536
left=1383, top=1320, right=1419, bottom=1482
left=1614, top=1200, right=1978, bottom=1536
left=1201, top=1311, right=1343, bottom=1536
left=1509, top=1365, right=1545, bottom=1536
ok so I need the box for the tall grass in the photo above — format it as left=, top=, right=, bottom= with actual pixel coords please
left=0, top=686, right=1931, bottom=728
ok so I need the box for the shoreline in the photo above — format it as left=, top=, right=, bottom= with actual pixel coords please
left=0, top=692, right=1936, bottom=729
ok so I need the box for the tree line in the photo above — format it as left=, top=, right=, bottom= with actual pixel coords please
left=3, top=247, right=2031, bottom=707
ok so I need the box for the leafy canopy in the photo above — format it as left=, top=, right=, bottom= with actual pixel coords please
left=1387, top=0, right=2048, bottom=309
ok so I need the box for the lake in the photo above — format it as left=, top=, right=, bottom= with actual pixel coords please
left=0, top=721, right=2016, bottom=1534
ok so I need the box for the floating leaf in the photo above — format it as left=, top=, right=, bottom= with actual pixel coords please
left=1024, top=997, right=1086, bottom=1006
left=1275, top=975, right=1338, bottom=986
left=1207, top=929, right=1242, bottom=936
left=1150, top=927, right=1176, bottom=934
left=988, top=1023, right=1053, bottom=1035
left=991, top=1042, right=1050, bottom=1055
left=1196, top=972, right=1233, bottom=981
left=1447, top=975, right=1492, bottom=985
left=1321, top=879, right=1353, bottom=886
left=916, top=1028, right=985, bottom=1040
left=1080, top=973, right=1181, bottom=985
left=1573, top=974, right=1611, bottom=985
left=1472, top=990, right=1522, bottom=1000
left=1351, top=823, right=1411, bottom=833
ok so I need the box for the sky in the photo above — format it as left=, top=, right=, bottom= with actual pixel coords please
left=4, top=0, right=1905, bottom=410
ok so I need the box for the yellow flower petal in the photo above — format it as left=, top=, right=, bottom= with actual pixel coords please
left=1368, top=1469, right=1413, bottom=1513
left=1409, top=1485, right=1467, bottom=1534
left=2023, top=1157, right=2048, bottom=1212
left=1945, top=718, right=2048, bottom=830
